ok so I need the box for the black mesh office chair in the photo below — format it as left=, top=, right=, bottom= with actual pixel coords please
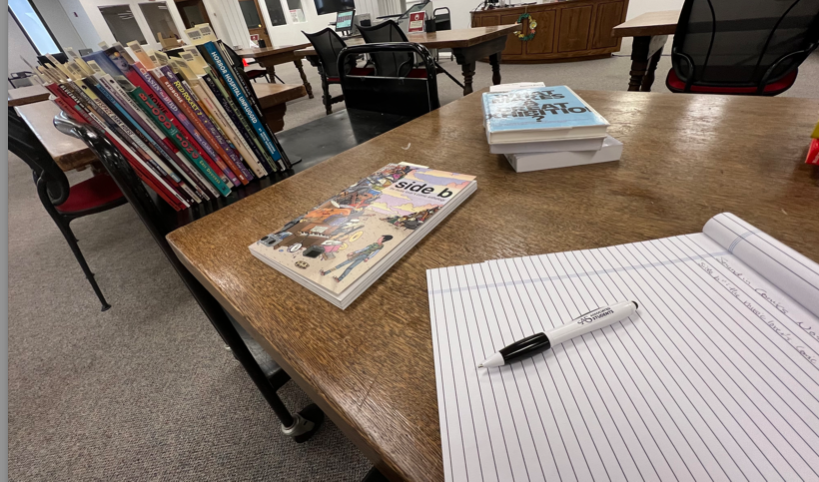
left=666, top=0, right=819, bottom=95
left=303, top=28, right=372, bottom=115
left=8, top=110, right=127, bottom=311
left=338, top=43, right=440, bottom=118
left=358, top=20, right=464, bottom=88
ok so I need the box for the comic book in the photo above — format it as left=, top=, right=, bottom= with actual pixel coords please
left=249, top=164, right=477, bottom=309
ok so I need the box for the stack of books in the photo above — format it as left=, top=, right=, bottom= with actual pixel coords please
left=483, top=84, right=622, bottom=172
left=32, top=30, right=287, bottom=211
left=250, top=163, right=477, bottom=309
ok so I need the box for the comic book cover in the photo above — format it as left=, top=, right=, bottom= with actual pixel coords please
left=250, top=164, right=476, bottom=297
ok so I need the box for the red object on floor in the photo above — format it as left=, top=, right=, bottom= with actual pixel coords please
left=665, top=69, right=798, bottom=96
left=807, top=138, right=819, bottom=165
left=56, top=173, right=125, bottom=214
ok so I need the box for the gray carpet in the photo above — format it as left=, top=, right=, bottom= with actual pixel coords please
left=9, top=46, right=819, bottom=481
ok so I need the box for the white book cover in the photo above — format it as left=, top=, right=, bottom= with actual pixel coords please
left=506, top=136, right=623, bottom=172
left=489, top=136, right=606, bottom=155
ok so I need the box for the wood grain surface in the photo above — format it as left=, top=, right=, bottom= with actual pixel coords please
left=252, top=83, right=307, bottom=108
left=14, top=101, right=97, bottom=172
left=167, top=91, right=819, bottom=481
left=8, top=84, right=50, bottom=107
left=295, top=25, right=518, bottom=57
left=612, top=9, right=679, bottom=37
left=234, top=43, right=311, bottom=58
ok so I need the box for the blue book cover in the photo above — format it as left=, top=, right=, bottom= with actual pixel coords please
left=483, top=86, right=609, bottom=134
left=202, top=41, right=285, bottom=171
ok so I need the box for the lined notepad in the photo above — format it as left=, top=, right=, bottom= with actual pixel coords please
left=428, top=213, right=819, bottom=482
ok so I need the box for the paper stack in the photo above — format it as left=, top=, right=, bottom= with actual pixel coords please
left=484, top=84, right=622, bottom=172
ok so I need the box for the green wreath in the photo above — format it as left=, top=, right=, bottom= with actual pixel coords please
left=514, top=12, right=536, bottom=42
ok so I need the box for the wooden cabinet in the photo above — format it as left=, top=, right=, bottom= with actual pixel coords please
left=471, top=0, right=629, bottom=63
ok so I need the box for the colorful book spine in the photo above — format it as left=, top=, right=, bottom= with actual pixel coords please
left=201, top=72, right=273, bottom=174
left=151, top=67, right=239, bottom=187
left=202, top=42, right=286, bottom=171
left=158, top=65, right=251, bottom=185
left=127, top=61, right=225, bottom=197
left=83, top=80, right=192, bottom=207
left=130, top=87, right=232, bottom=197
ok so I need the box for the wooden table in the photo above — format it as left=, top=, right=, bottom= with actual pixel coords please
left=295, top=25, right=518, bottom=96
left=235, top=43, right=314, bottom=99
left=612, top=10, right=680, bottom=91
left=166, top=91, right=819, bottom=481
left=252, top=83, right=307, bottom=133
left=15, top=101, right=97, bottom=172
left=8, top=84, right=50, bottom=107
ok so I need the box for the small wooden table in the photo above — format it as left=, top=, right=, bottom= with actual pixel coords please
left=235, top=43, right=314, bottom=99
left=166, top=91, right=819, bottom=481
left=612, top=10, right=680, bottom=92
left=252, top=83, right=307, bottom=133
left=15, top=101, right=97, bottom=172
left=295, top=25, right=518, bottom=96
left=8, top=84, right=51, bottom=107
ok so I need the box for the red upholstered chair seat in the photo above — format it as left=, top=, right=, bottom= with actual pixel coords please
left=665, top=69, right=798, bottom=96
left=56, top=173, right=125, bottom=214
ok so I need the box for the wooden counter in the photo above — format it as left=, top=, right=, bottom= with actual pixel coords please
left=471, top=0, right=629, bottom=63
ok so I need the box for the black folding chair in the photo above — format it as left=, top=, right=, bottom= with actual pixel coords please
left=666, top=0, right=819, bottom=95
left=8, top=71, right=34, bottom=88
left=8, top=110, right=127, bottom=311
left=358, top=20, right=464, bottom=88
left=51, top=114, right=325, bottom=443
left=338, top=43, right=440, bottom=118
left=303, top=28, right=372, bottom=115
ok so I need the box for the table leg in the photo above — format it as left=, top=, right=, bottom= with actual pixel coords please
left=628, top=36, right=651, bottom=91
left=489, top=53, right=502, bottom=86
left=262, top=103, right=287, bottom=133
left=293, top=59, right=314, bottom=99
left=640, top=46, right=664, bottom=92
left=461, top=62, right=476, bottom=96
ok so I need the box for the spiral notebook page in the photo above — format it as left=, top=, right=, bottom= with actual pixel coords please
left=428, top=215, right=819, bottom=482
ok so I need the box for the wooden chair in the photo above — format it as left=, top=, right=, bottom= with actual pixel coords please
left=303, top=28, right=372, bottom=115
left=8, top=110, right=127, bottom=311
left=338, top=43, right=440, bottom=118
left=666, top=0, right=819, bottom=95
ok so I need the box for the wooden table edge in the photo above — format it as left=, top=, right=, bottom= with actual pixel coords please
left=235, top=43, right=311, bottom=58
left=168, top=243, right=407, bottom=480
left=8, top=92, right=51, bottom=107
left=256, top=84, right=308, bottom=108
left=611, top=10, right=679, bottom=38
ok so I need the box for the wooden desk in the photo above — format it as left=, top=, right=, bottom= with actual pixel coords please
left=471, top=0, right=629, bottom=63
left=166, top=91, right=819, bottom=481
left=8, top=84, right=50, bottom=107
left=14, top=101, right=96, bottom=172
left=252, top=83, right=307, bottom=133
left=612, top=10, right=679, bottom=91
left=295, top=25, right=518, bottom=96
left=235, top=43, right=314, bottom=99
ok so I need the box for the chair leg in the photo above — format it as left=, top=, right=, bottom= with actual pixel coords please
left=322, top=77, right=332, bottom=115
left=57, top=218, right=111, bottom=311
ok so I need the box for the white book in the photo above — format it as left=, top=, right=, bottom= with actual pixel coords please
left=489, top=82, right=546, bottom=93
left=506, top=136, right=623, bottom=172
left=489, top=136, right=605, bottom=155
left=428, top=212, right=819, bottom=482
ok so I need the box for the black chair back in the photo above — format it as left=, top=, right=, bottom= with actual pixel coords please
left=434, top=7, right=452, bottom=31
left=671, top=0, right=819, bottom=91
left=359, top=20, right=415, bottom=77
left=9, top=110, right=71, bottom=207
left=303, top=28, right=350, bottom=79
left=338, top=43, right=439, bottom=118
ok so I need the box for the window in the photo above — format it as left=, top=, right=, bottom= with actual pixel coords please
left=99, top=5, right=147, bottom=45
left=263, top=0, right=287, bottom=27
left=8, top=0, right=60, bottom=55
left=313, top=0, right=355, bottom=16
left=287, top=0, right=306, bottom=23
left=139, top=2, right=180, bottom=42
left=239, top=0, right=263, bottom=29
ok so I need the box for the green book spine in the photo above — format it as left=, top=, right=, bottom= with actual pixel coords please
left=130, top=86, right=231, bottom=196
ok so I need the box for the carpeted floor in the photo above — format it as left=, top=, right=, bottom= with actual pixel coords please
left=8, top=46, right=819, bottom=481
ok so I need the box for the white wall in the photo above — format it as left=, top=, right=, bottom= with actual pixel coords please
left=8, top=14, right=41, bottom=74
left=59, top=0, right=103, bottom=48
left=259, top=0, right=349, bottom=46
left=31, top=0, right=88, bottom=51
